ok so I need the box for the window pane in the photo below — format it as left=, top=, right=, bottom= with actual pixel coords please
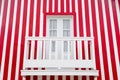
left=50, top=19, right=57, bottom=29
left=63, top=30, right=70, bottom=37
left=51, top=41, right=55, bottom=52
left=63, top=19, right=70, bottom=29
left=50, top=30, right=57, bottom=37
left=64, top=41, right=68, bottom=52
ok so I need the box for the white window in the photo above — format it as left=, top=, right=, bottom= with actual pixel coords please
left=46, top=15, right=74, bottom=59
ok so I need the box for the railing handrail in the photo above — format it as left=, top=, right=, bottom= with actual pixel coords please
left=25, top=36, right=94, bottom=41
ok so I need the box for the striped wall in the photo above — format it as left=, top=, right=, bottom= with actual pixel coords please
left=0, top=0, right=120, bottom=80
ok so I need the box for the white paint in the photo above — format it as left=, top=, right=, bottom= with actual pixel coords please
left=101, top=0, right=113, bottom=80
left=46, top=0, right=49, bottom=13
left=0, top=0, right=5, bottom=34
left=95, top=0, right=105, bottom=80
left=15, top=0, right=24, bottom=79
left=64, top=0, right=66, bottom=12
left=7, top=0, right=18, bottom=80
left=52, top=0, right=55, bottom=12
left=58, top=0, right=60, bottom=12
left=1, top=0, right=11, bottom=80
left=108, top=0, right=120, bottom=80
left=69, top=0, right=72, bottom=12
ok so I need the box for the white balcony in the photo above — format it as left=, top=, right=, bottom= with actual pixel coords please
left=21, top=37, right=99, bottom=77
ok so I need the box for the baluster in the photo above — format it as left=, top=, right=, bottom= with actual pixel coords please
left=73, top=40, right=76, bottom=60
left=84, top=40, right=88, bottom=60
left=43, top=40, right=46, bottom=60
left=37, top=40, right=42, bottom=60
left=49, top=40, right=52, bottom=60
left=68, top=40, right=70, bottom=60
left=55, top=40, right=58, bottom=60
left=78, top=40, right=82, bottom=60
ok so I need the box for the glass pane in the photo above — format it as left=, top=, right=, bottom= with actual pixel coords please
left=51, top=41, right=55, bottom=52
left=64, top=41, right=68, bottom=52
left=63, top=30, right=70, bottom=37
left=50, top=30, right=57, bottom=37
left=50, top=19, right=57, bottom=29
left=63, top=19, right=70, bottom=29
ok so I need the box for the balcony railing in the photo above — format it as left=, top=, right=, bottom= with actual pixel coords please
left=21, top=37, right=99, bottom=77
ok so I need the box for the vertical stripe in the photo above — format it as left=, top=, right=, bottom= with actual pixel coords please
left=61, top=0, right=64, bottom=13
left=101, top=0, right=114, bottom=79
left=7, top=0, right=17, bottom=80
left=108, top=0, right=120, bottom=79
left=0, top=0, right=11, bottom=79
left=46, top=0, right=49, bottom=13
left=0, top=0, right=5, bottom=67
left=69, top=0, right=72, bottom=13
left=52, top=0, right=55, bottom=13
left=95, top=0, right=105, bottom=80
left=66, top=0, right=69, bottom=13
left=0, top=0, right=4, bottom=35
left=115, top=0, right=120, bottom=33
left=58, top=0, right=60, bottom=12
left=54, top=0, right=58, bottom=13
left=64, top=0, right=66, bottom=13
left=49, top=0, right=52, bottom=13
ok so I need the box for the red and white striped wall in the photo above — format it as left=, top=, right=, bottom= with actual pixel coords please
left=0, top=0, right=120, bottom=80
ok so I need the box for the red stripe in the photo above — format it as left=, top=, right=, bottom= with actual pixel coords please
left=35, top=0, right=40, bottom=36
left=72, top=0, right=75, bottom=13
left=98, top=0, right=110, bottom=79
left=112, top=1, right=120, bottom=63
left=104, top=0, right=118, bottom=80
left=85, top=0, right=90, bottom=37
left=0, top=0, right=8, bottom=67
left=54, top=0, right=58, bottom=13
left=91, top=0, right=101, bottom=80
left=3, top=0, right=15, bottom=79
left=10, top=0, right=21, bottom=79
left=61, top=0, right=64, bottom=13
left=19, top=0, right=28, bottom=80
left=49, top=0, right=52, bottom=13
left=78, top=0, right=83, bottom=37
left=28, top=0, right=34, bottom=37
left=66, top=0, right=70, bottom=13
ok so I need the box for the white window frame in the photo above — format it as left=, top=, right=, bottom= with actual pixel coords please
left=46, top=15, right=74, bottom=38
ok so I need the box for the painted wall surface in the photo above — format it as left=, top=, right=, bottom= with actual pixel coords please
left=0, top=0, right=120, bottom=80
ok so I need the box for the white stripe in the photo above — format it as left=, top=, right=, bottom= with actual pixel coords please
left=64, top=0, right=66, bottom=12
left=108, top=0, right=120, bottom=79
left=82, top=0, right=86, bottom=37
left=22, top=0, right=31, bottom=80
left=46, top=0, right=49, bottom=12
left=15, top=0, right=24, bottom=80
left=95, top=0, right=105, bottom=80
left=7, top=0, right=18, bottom=80
left=115, top=0, right=120, bottom=33
left=88, top=0, right=97, bottom=80
left=62, top=76, right=66, bottom=80
left=0, top=0, right=5, bottom=34
left=58, top=0, right=60, bottom=12
left=101, top=0, right=114, bottom=80
left=38, top=0, right=43, bottom=80
left=75, top=0, right=82, bottom=79
left=46, top=76, right=50, bottom=80
left=69, top=0, right=72, bottom=12
left=52, top=0, right=55, bottom=12
left=0, top=0, right=11, bottom=80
